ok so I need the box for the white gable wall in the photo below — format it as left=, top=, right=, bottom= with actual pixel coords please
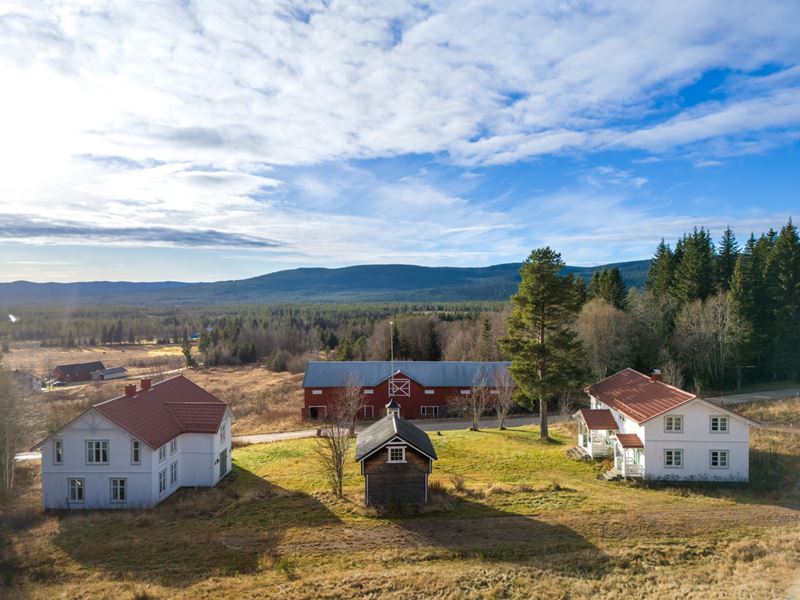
left=41, top=409, right=153, bottom=509
left=41, top=408, right=233, bottom=510
left=643, top=399, right=750, bottom=481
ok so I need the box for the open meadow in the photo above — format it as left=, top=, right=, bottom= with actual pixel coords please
left=2, top=423, right=799, bottom=599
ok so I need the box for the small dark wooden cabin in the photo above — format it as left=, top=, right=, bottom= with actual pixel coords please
left=355, top=399, right=437, bottom=507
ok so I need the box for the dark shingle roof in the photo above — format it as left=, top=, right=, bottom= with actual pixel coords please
left=55, top=361, right=105, bottom=376
left=304, top=361, right=510, bottom=388
left=355, top=413, right=437, bottom=462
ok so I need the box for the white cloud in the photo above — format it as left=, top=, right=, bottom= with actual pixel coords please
left=0, top=1, right=799, bottom=272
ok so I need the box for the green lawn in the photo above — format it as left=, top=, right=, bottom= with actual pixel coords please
left=4, top=424, right=800, bottom=599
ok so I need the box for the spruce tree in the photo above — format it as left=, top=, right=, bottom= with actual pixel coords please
left=645, top=239, right=675, bottom=298
left=500, top=247, right=584, bottom=440
left=716, top=226, right=739, bottom=291
left=672, top=227, right=716, bottom=304
left=767, top=220, right=800, bottom=379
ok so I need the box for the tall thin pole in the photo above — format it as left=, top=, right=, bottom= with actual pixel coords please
left=389, top=320, right=394, bottom=402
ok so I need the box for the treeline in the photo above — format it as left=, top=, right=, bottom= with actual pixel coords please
left=0, top=302, right=509, bottom=371
left=577, top=220, right=800, bottom=393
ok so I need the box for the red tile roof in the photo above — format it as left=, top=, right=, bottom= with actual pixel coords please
left=577, top=408, right=619, bottom=430
left=615, top=433, right=644, bottom=449
left=93, top=375, right=227, bottom=448
left=587, top=368, right=696, bottom=423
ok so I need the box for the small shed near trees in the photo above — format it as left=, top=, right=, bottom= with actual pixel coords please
left=355, top=399, right=437, bottom=507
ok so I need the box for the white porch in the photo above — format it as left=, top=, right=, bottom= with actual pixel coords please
left=612, top=434, right=644, bottom=479
left=575, top=408, right=619, bottom=459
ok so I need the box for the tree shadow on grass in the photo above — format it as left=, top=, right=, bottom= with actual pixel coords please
left=52, top=465, right=340, bottom=586
left=383, top=487, right=613, bottom=578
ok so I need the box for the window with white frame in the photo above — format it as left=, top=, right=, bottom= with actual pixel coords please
left=421, top=405, right=439, bottom=418
left=664, top=449, right=683, bottom=468
left=158, top=468, right=167, bottom=494
left=424, top=389, right=435, bottom=395
left=69, top=478, right=84, bottom=502
left=170, top=461, right=178, bottom=485
left=131, top=440, right=141, bottom=465
left=158, top=444, right=167, bottom=462
left=312, top=389, right=322, bottom=395
left=710, top=450, right=729, bottom=469
left=363, top=389, right=374, bottom=395
left=387, top=446, right=406, bottom=463
left=54, top=439, right=63, bottom=465
left=460, top=389, right=471, bottom=395
left=664, top=415, right=683, bottom=433
left=110, top=478, right=126, bottom=502
left=710, top=416, right=729, bottom=433
left=170, top=438, right=178, bottom=454
left=86, top=440, right=109, bottom=464
left=219, top=421, right=227, bottom=443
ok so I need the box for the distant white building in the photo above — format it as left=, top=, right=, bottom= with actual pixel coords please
left=576, top=369, right=758, bottom=481
left=32, top=376, right=233, bottom=509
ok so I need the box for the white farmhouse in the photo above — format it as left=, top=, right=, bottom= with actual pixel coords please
left=32, top=375, right=233, bottom=509
left=575, top=368, right=758, bottom=481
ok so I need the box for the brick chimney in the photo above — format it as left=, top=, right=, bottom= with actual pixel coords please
left=650, top=369, right=663, bottom=382
left=140, top=378, right=152, bottom=391
left=124, top=384, right=136, bottom=397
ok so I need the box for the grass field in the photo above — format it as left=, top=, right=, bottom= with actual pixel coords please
left=2, top=423, right=799, bottom=599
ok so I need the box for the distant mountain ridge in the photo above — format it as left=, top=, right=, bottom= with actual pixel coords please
left=0, top=260, right=650, bottom=305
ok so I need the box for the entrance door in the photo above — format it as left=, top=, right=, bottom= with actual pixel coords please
left=219, top=449, right=228, bottom=479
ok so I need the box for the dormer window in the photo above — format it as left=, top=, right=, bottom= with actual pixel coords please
left=387, top=446, right=406, bottom=463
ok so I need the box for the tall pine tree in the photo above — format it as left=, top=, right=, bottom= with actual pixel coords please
left=501, top=247, right=584, bottom=440
left=767, top=220, right=800, bottom=379
left=716, top=226, right=739, bottom=291
left=672, top=227, right=716, bottom=304
left=645, top=239, right=675, bottom=298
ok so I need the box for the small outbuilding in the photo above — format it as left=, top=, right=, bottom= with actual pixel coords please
left=91, top=366, right=129, bottom=381
left=355, top=399, right=437, bottom=507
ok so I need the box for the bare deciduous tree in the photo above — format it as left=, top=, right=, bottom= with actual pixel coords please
left=315, top=373, right=364, bottom=497
left=660, top=359, right=685, bottom=390
left=576, top=299, right=635, bottom=380
left=0, top=366, right=24, bottom=499
left=672, top=293, right=748, bottom=392
left=492, top=368, right=517, bottom=430
left=449, top=370, right=492, bottom=431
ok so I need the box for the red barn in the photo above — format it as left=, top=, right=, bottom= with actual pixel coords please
left=302, top=361, right=511, bottom=421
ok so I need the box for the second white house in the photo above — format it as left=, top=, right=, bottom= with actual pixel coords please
left=576, top=368, right=758, bottom=480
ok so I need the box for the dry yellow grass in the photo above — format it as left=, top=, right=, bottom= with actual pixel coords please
left=3, top=426, right=799, bottom=599
left=737, top=396, right=800, bottom=428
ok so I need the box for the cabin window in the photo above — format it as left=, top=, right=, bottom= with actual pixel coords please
left=158, top=445, right=167, bottom=462
left=421, top=405, right=439, bottom=418
left=86, top=440, right=109, bottom=464
left=460, top=389, right=471, bottom=395
left=710, top=416, right=729, bottom=433
left=664, top=449, right=683, bottom=468
left=158, top=468, right=167, bottom=494
left=131, top=440, right=141, bottom=464
left=170, top=438, right=178, bottom=455
left=69, top=478, right=84, bottom=502
left=53, top=440, right=63, bottom=465
left=710, top=450, right=729, bottom=469
left=312, top=389, right=323, bottom=395
left=170, top=461, right=178, bottom=485
left=219, top=422, right=227, bottom=443
left=363, top=389, right=374, bottom=395
left=387, top=446, right=406, bottom=463
left=424, top=389, right=435, bottom=395
left=110, top=478, right=126, bottom=502
left=664, top=415, right=683, bottom=433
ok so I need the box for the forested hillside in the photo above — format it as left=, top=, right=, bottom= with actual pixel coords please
left=0, top=260, right=650, bottom=305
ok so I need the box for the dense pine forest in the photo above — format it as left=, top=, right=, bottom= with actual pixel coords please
left=0, top=218, right=797, bottom=391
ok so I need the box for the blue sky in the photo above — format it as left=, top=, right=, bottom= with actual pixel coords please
left=0, top=1, right=799, bottom=282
